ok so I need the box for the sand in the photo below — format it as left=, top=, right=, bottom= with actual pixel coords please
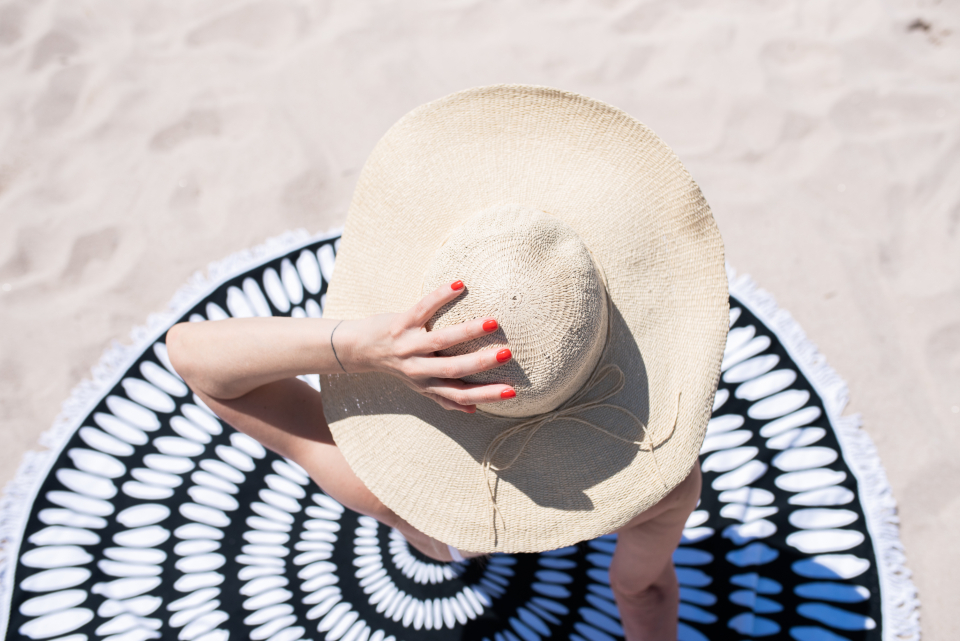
left=1, top=0, right=957, bottom=636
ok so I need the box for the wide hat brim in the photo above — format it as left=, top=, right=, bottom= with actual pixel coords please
left=322, top=85, right=728, bottom=553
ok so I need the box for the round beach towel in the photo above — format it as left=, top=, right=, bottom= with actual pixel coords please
left=0, top=230, right=919, bottom=641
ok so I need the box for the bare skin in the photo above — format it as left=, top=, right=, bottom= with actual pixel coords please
left=167, top=280, right=700, bottom=640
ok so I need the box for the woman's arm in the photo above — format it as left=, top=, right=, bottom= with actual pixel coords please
left=166, top=280, right=514, bottom=412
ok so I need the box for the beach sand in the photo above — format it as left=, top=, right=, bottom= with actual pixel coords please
left=1, top=0, right=957, bottom=636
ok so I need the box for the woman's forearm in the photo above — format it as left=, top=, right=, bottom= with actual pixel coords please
left=166, top=317, right=349, bottom=400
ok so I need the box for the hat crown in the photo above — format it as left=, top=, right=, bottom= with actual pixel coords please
left=424, top=204, right=609, bottom=417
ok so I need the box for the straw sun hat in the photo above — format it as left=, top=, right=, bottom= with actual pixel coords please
left=322, top=85, right=729, bottom=554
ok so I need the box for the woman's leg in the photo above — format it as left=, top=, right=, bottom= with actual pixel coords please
left=610, top=463, right=702, bottom=641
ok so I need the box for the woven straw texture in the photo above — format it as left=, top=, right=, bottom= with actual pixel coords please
left=423, top=205, right=609, bottom=418
left=322, top=85, right=729, bottom=553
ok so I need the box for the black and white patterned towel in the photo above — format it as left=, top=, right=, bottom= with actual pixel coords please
left=0, top=231, right=919, bottom=641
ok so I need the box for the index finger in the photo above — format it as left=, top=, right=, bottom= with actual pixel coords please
left=404, top=280, right=465, bottom=328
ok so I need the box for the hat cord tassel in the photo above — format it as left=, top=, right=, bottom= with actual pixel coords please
left=480, top=364, right=681, bottom=537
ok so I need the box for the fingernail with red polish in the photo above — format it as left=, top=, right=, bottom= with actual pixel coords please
left=483, top=319, right=498, bottom=332
left=501, top=389, right=516, bottom=400
left=451, top=280, right=464, bottom=291
left=496, top=349, right=512, bottom=363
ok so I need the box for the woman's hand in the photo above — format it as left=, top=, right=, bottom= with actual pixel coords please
left=337, top=280, right=514, bottom=413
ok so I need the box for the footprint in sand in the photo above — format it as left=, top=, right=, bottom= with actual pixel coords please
left=33, top=65, right=87, bottom=129
left=60, top=227, right=121, bottom=286
left=150, top=110, right=221, bottom=152
left=30, top=30, right=79, bottom=69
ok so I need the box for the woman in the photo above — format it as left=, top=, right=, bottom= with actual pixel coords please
left=167, top=85, right=727, bottom=641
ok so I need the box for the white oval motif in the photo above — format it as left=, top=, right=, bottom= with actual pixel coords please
left=180, top=503, right=231, bottom=528
left=787, top=530, right=866, bottom=554
left=705, top=414, right=744, bottom=435
left=113, top=525, right=170, bottom=548
left=20, top=567, right=91, bottom=593
left=105, top=396, right=161, bottom=430
left=702, top=447, right=758, bottom=473
left=153, top=342, right=180, bottom=376
left=266, top=474, right=307, bottom=499
left=121, top=379, right=176, bottom=413
left=317, top=244, right=336, bottom=282
left=38, top=508, right=106, bottom=530
left=169, top=587, right=220, bottom=612
left=242, top=576, right=290, bottom=597
left=789, top=508, right=858, bottom=530
left=250, top=531, right=290, bottom=546
left=773, top=447, right=838, bottom=472
left=123, top=481, right=173, bottom=501
left=718, top=487, right=775, bottom=506
left=175, top=523, right=224, bottom=540
left=775, top=469, right=846, bottom=493
left=67, top=448, right=126, bottom=479
left=77, top=428, right=134, bottom=457
left=201, top=458, right=245, bottom=484
left=748, top=390, right=810, bottom=420
left=227, top=285, right=256, bottom=318
left=182, top=404, right=223, bottom=435
left=263, top=267, right=291, bottom=312
left=206, top=301, right=230, bottom=321
left=723, top=520, right=777, bottom=544
left=174, top=572, right=225, bottom=593
left=274, top=460, right=310, bottom=485
left=216, top=445, right=254, bottom=472
left=297, top=250, right=322, bottom=294
left=143, top=453, right=195, bottom=475
left=305, top=298, right=323, bottom=318
left=722, top=336, right=772, bottom=371
left=759, top=406, right=822, bottom=438
left=93, top=413, right=148, bottom=445
left=231, top=432, right=267, bottom=458
left=192, top=470, right=239, bottom=494
left=46, top=491, right=114, bottom=517
left=117, top=504, right=170, bottom=528
left=711, top=461, right=768, bottom=491
left=788, top=486, right=855, bottom=506
left=140, top=361, right=189, bottom=397
left=56, top=469, right=117, bottom=500
left=18, top=588, right=87, bottom=616
left=281, top=258, right=304, bottom=304
left=736, top=370, right=797, bottom=401
left=132, top=467, right=182, bottom=488
left=292, top=305, right=307, bottom=318
left=260, top=488, right=301, bottom=513
left=154, top=436, right=205, bottom=457
left=175, top=539, right=221, bottom=556
left=243, top=277, right=273, bottom=317
left=724, top=326, right=755, bottom=356
left=28, top=526, right=100, bottom=547
left=312, top=492, right=346, bottom=513
left=723, top=354, right=780, bottom=384
left=700, top=431, right=752, bottom=454
left=181, top=610, right=229, bottom=639
left=171, top=416, right=212, bottom=444
left=90, top=577, right=162, bottom=600
left=719, top=504, right=778, bottom=522
left=22, top=546, right=93, bottom=569
left=684, top=510, right=709, bottom=528
left=712, top=389, right=729, bottom=412
left=97, top=560, right=161, bottom=577
left=189, top=486, right=240, bottom=512
left=104, top=546, right=167, bottom=564
left=766, top=427, right=826, bottom=450
left=17, top=607, right=93, bottom=638
left=176, top=553, right=226, bottom=573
